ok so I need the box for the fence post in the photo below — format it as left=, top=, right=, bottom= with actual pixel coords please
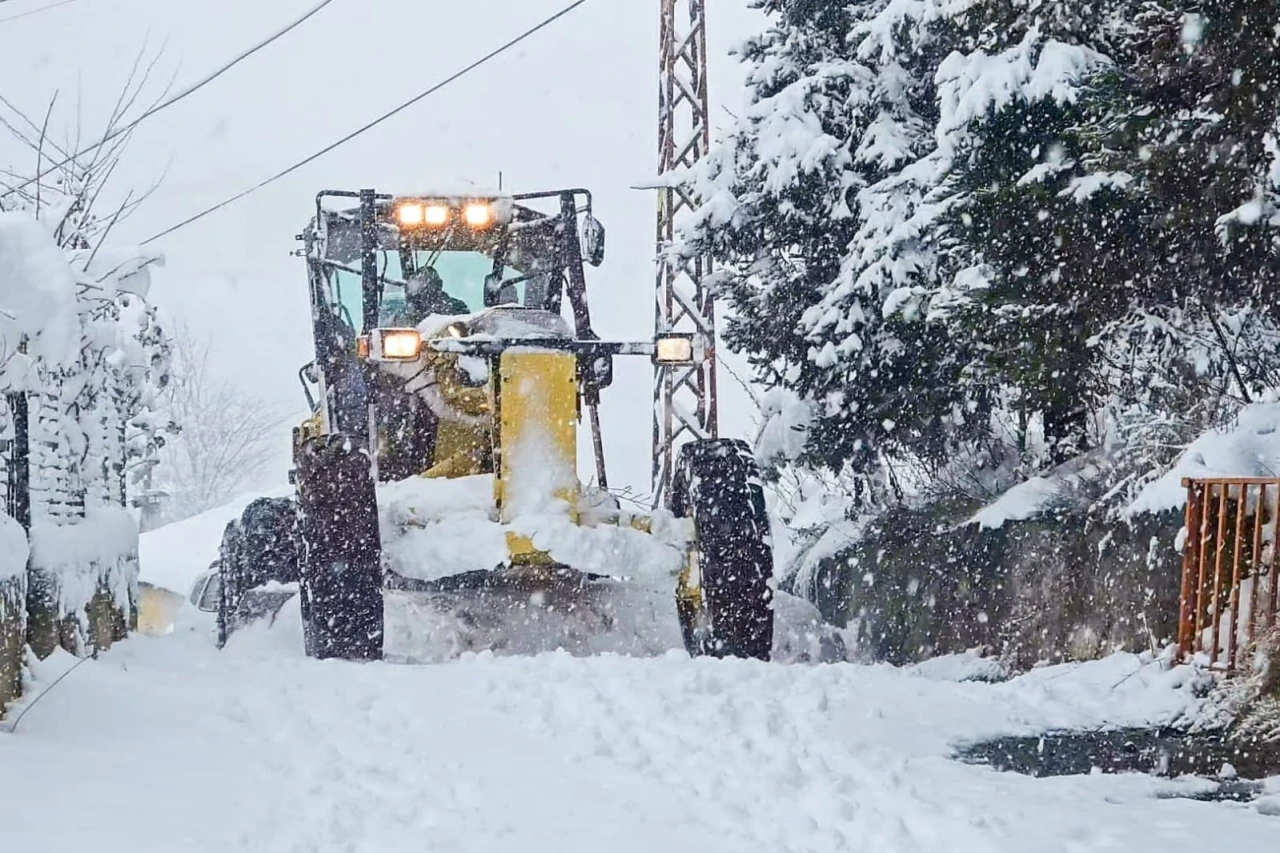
left=1179, top=478, right=1201, bottom=659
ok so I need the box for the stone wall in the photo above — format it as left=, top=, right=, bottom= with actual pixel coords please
left=0, top=575, right=24, bottom=715
left=790, top=504, right=1184, bottom=668
left=25, top=554, right=136, bottom=662
left=3, top=539, right=137, bottom=719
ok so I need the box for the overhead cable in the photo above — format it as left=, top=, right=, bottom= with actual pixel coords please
left=141, top=0, right=591, bottom=245
left=1, top=0, right=341, bottom=198
left=0, top=0, right=82, bottom=24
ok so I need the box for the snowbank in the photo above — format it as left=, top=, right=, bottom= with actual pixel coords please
left=1129, top=402, right=1280, bottom=516
left=139, top=486, right=293, bottom=595
left=968, top=447, right=1112, bottom=529
left=30, top=508, right=139, bottom=615
left=0, top=512, right=29, bottom=582
left=965, top=404, right=1280, bottom=528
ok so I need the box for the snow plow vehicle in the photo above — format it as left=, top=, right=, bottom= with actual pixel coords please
left=196, top=187, right=775, bottom=662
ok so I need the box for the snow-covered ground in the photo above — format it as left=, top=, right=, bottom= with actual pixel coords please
left=3, top=609, right=1276, bottom=852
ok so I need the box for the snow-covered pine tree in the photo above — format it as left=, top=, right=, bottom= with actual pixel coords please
left=1120, top=1, right=1280, bottom=303
left=687, top=0, right=976, bottom=505
left=1084, top=1, right=1280, bottom=510
left=936, top=3, right=1130, bottom=471
left=927, top=0, right=1280, bottom=501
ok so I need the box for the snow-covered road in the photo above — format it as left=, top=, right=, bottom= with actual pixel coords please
left=3, top=612, right=1276, bottom=852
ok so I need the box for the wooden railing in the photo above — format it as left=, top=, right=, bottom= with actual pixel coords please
left=1180, top=477, right=1280, bottom=670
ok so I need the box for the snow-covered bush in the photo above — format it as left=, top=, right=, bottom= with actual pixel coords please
left=0, top=154, right=172, bottom=664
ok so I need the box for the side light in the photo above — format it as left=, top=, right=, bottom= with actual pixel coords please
left=463, top=202, right=492, bottom=228
left=396, top=202, right=425, bottom=227
left=355, top=335, right=371, bottom=360
left=378, top=329, right=423, bottom=360
left=653, top=333, right=695, bottom=366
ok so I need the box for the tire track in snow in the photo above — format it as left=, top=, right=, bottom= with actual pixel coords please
left=216, top=656, right=758, bottom=853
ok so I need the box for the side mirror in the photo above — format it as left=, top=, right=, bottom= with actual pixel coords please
left=582, top=216, right=606, bottom=267
left=190, top=567, right=222, bottom=613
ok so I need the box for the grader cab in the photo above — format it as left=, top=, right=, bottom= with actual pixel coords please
left=202, top=187, right=775, bottom=662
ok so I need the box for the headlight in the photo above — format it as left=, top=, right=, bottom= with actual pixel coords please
left=396, top=202, right=425, bottom=226
left=653, top=333, right=695, bottom=366
left=377, top=329, right=423, bottom=360
left=463, top=203, right=492, bottom=228
left=424, top=204, right=450, bottom=226
left=398, top=202, right=450, bottom=227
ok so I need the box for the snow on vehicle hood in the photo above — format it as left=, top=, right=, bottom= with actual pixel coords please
left=378, top=474, right=687, bottom=583
left=417, top=306, right=573, bottom=341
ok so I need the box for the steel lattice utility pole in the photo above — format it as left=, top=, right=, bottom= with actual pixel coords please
left=652, top=0, right=717, bottom=508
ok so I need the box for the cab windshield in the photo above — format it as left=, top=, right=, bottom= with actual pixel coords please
left=329, top=250, right=530, bottom=331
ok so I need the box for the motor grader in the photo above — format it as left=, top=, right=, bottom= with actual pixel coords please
left=194, top=186, right=774, bottom=661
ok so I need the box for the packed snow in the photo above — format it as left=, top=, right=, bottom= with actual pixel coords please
left=0, top=212, right=80, bottom=383
left=138, top=486, right=294, bottom=594
left=1129, top=402, right=1280, bottom=516
left=2, top=614, right=1275, bottom=852
left=0, top=512, right=28, bottom=582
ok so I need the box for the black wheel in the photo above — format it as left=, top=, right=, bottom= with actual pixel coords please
left=214, top=498, right=301, bottom=648
left=671, top=439, right=774, bottom=660
left=238, top=497, right=301, bottom=586
left=295, top=434, right=384, bottom=661
left=215, top=523, right=242, bottom=649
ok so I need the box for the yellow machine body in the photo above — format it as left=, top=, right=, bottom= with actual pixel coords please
left=294, top=341, right=632, bottom=568
left=494, top=350, right=581, bottom=562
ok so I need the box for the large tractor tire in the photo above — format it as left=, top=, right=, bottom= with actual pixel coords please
left=214, top=498, right=302, bottom=649
left=295, top=435, right=384, bottom=661
left=672, top=439, right=775, bottom=661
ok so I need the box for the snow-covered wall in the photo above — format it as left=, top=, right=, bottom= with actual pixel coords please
left=25, top=509, right=140, bottom=659
left=793, top=408, right=1280, bottom=668
left=794, top=500, right=1183, bottom=669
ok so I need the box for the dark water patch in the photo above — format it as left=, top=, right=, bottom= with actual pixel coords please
left=957, top=726, right=1280, bottom=802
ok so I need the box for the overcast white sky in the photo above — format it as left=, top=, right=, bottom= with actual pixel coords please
left=0, top=0, right=766, bottom=494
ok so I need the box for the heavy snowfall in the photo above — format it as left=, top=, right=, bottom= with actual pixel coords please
left=2, top=0, right=1280, bottom=850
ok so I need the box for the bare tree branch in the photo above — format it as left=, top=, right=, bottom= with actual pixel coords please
left=33, top=92, right=56, bottom=217
left=151, top=320, right=290, bottom=523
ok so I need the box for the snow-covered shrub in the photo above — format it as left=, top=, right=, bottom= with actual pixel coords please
left=0, top=176, right=171, bottom=661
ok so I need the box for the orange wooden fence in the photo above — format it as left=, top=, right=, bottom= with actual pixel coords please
left=1180, top=477, right=1280, bottom=671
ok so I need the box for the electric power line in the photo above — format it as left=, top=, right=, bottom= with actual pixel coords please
left=0, top=0, right=341, bottom=199
left=141, top=0, right=591, bottom=245
left=0, top=0, right=82, bottom=24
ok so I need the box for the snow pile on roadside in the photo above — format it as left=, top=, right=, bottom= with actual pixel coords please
left=0, top=512, right=29, bottom=582
left=30, top=508, right=140, bottom=610
left=1129, top=402, right=1280, bottom=515
left=988, top=649, right=1215, bottom=733
left=139, top=486, right=293, bottom=595
left=908, top=648, right=1010, bottom=683
left=967, top=403, right=1280, bottom=528
left=967, top=446, right=1113, bottom=529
